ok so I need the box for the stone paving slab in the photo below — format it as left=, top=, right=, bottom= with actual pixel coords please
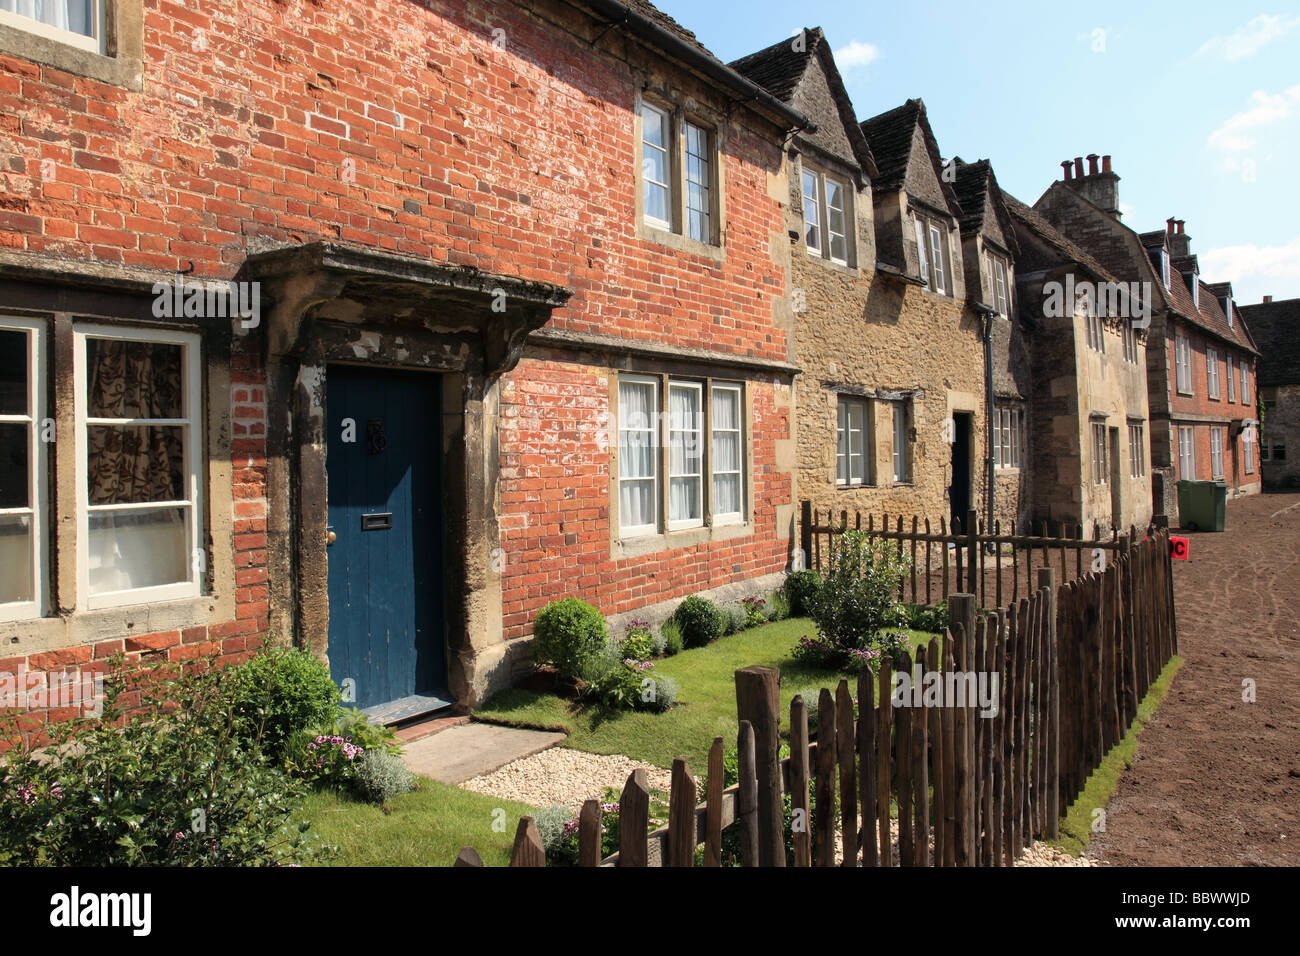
left=401, top=722, right=566, bottom=784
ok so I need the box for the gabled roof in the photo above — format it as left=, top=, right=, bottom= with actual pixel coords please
left=951, top=158, right=1019, bottom=257
left=1239, top=297, right=1300, bottom=387
left=622, top=0, right=717, bottom=58
left=859, top=98, right=960, bottom=213
left=1034, top=182, right=1257, bottom=354
left=730, top=27, right=876, bottom=176
left=1000, top=190, right=1118, bottom=284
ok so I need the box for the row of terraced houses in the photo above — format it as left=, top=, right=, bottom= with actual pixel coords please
left=0, top=0, right=1271, bottom=734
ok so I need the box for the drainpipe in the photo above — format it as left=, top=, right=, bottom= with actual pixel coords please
left=974, top=302, right=998, bottom=544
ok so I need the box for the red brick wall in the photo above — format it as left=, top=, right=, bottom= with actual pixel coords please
left=1167, top=319, right=1258, bottom=488
left=0, top=0, right=793, bottom=715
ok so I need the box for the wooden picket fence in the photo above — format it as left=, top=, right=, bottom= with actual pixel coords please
left=800, top=501, right=1146, bottom=610
left=456, top=529, right=1178, bottom=867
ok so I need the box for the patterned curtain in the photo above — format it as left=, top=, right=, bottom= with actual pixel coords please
left=86, top=340, right=184, bottom=505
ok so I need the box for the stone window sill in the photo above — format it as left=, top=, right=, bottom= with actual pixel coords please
left=0, top=2, right=143, bottom=90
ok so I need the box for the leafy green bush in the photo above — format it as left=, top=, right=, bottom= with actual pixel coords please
left=0, top=659, right=331, bottom=866
left=722, top=604, right=746, bottom=635
left=806, top=530, right=910, bottom=661
left=659, top=619, right=684, bottom=656
left=230, top=645, right=340, bottom=763
left=543, top=792, right=622, bottom=867
left=532, top=598, right=609, bottom=683
left=674, top=595, right=725, bottom=648
left=620, top=621, right=655, bottom=661
left=901, top=601, right=949, bottom=633
left=741, top=596, right=767, bottom=629
left=783, top=569, right=823, bottom=616
left=354, top=749, right=416, bottom=804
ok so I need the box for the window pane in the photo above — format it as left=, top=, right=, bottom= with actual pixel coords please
left=640, top=104, right=666, bottom=148
left=830, top=232, right=846, bottom=263
left=915, top=219, right=928, bottom=282
left=86, top=338, right=184, bottom=419
left=836, top=401, right=848, bottom=482
left=0, top=422, right=28, bottom=509
left=644, top=180, right=669, bottom=224
left=803, top=170, right=821, bottom=253
left=0, top=329, right=27, bottom=415
left=87, top=507, right=189, bottom=595
left=86, top=425, right=186, bottom=504
left=713, top=473, right=740, bottom=515
left=669, top=477, right=701, bottom=522
left=685, top=122, right=710, bottom=243
left=0, top=513, right=32, bottom=604
left=929, top=224, right=946, bottom=292
left=620, top=479, right=654, bottom=529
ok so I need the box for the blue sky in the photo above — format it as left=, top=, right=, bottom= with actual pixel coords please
left=655, top=0, right=1300, bottom=305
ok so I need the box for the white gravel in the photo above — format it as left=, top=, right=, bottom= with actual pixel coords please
left=460, top=747, right=672, bottom=811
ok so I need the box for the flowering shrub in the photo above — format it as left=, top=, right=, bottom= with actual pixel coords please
left=742, top=596, right=767, bottom=629
left=621, top=621, right=656, bottom=661
left=541, top=791, right=623, bottom=866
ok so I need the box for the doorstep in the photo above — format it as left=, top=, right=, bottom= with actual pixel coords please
left=394, top=714, right=471, bottom=745
left=400, top=723, right=568, bottom=784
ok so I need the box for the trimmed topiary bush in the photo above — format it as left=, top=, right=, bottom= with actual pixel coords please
left=230, top=645, right=341, bottom=764
left=673, top=595, right=725, bottom=648
left=531, top=598, right=609, bottom=683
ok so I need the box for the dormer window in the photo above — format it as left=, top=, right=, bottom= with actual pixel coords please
left=1187, top=275, right=1199, bottom=310
left=801, top=166, right=850, bottom=265
left=913, top=212, right=951, bottom=295
left=1160, top=250, right=1170, bottom=290
left=1225, top=299, right=1234, bottom=328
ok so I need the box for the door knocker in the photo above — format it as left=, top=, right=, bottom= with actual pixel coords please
left=366, top=419, right=387, bottom=455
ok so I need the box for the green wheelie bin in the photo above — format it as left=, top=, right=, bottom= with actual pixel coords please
left=1176, top=479, right=1227, bottom=532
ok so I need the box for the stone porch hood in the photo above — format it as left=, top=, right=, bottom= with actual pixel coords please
left=244, top=241, right=574, bottom=376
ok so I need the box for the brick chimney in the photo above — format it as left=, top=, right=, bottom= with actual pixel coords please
left=1062, top=153, right=1121, bottom=220
left=1264, top=295, right=1273, bottom=304
left=1168, top=219, right=1192, bottom=259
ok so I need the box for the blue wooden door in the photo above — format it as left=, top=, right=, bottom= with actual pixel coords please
left=326, top=366, right=447, bottom=715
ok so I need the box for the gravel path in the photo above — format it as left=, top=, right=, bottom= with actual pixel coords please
left=461, top=745, right=1094, bottom=865
left=460, top=747, right=672, bottom=810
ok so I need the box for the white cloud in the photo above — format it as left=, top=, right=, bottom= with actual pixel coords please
left=1197, top=14, right=1300, bottom=61
left=1208, top=85, right=1300, bottom=152
left=834, top=40, right=880, bottom=69
left=1201, top=239, right=1300, bottom=301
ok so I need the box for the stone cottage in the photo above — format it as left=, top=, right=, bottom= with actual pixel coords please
left=0, top=0, right=807, bottom=732
left=1032, top=159, right=1260, bottom=520
left=1239, top=296, right=1300, bottom=488
left=1001, top=187, right=1153, bottom=535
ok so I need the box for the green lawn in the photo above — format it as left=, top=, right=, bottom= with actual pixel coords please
left=473, top=617, right=939, bottom=773
left=302, top=781, right=537, bottom=867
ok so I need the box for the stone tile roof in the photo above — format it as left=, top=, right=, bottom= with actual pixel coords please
left=1000, top=190, right=1118, bottom=283
left=622, top=0, right=717, bottom=59
left=729, top=27, right=876, bottom=175
left=1239, top=298, right=1300, bottom=387
left=859, top=100, right=920, bottom=192
left=1139, top=230, right=1167, bottom=249
left=951, top=158, right=991, bottom=234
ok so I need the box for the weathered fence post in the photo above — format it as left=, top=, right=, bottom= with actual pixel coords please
left=858, top=667, right=879, bottom=866
left=736, top=721, right=758, bottom=867
left=896, top=651, right=913, bottom=866
left=454, top=847, right=484, bottom=867
left=966, top=509, right=979, bottom=595
left=667, top=758, right=696, bottom=867
left=1038, top=566, right=1060, bottom=842
left=510, top=817, right=545, bottom=867
left=949, top=593, right=977, bottom=865
left=877, top=660, right=893, bottom=866
left=578, top=799, right=601, bottom=867
left=815, top=689, right=837, bottom=866
left=836, top=678, right=858, bottom=867
left=617, top=769, right=649, bottom=867
left=703, top=737, right=724, bottom=867
left=914, top=643, right=931, bottom=866
left=735, top=666, right=784, bottom=867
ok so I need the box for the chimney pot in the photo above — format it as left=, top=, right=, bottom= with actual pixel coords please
left=1176, top=219, right=1185, bottom=234
left=1074, top=157, right=1084, bottom=178
left=1061, top=160, right=1073, bottom=181
left=1087, top=153, right=1099, bottom=175
left=1166, top=217, right=1176, bottom=235
left=1264, top=295, right=1273, bottom=304
left=1102, top=155, right=1112, bottom=173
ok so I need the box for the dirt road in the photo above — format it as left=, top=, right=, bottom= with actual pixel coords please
left=1088, top=491, right=1300, bottom=865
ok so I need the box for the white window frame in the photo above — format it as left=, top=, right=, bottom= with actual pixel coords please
left=1190, top=278, right=1199, bottom=310
left=1128, top=422, right=1145, bottom=478
left=0, top=0, right=103, bottom=55
left=618, top=375, right=660, bottom=538
left=0, top=317, right=47, bottom=622
left=995, top=258, right=1008, bottom=316
left=1210, top=427, right=1224, bottom=479
left=1178, top=425, right=1196, bottom=480
left=1206, top=346, right=1220, bottom=400
left=1227, top=356, right=1236, bottom=402
left=710, top=383, right=743, bottom=526
left=1240, top=362, right=1249, bottom=405
left=891, top=400, right=909, bottom=483
left=74, top=325, right=204, bottom=610
left=1091, top=421, right=1109, bottom=484
left=1244, top=428, right=1255, bottom=474
left=667, top=380, right=704, bottom=531
left=914, top=218, right=928, bottom=284
left=993, top=406, right=1023, bottom=469
left=1159, top=249, right=1170, bottom=290
left=928, top=222, right=947, bottom=295
left=802, top=166, right=850, bottom=265
left=683, top=120, right=712, bottom=244
left=639, top=102, right=673, bottom=232
left=1175, top=333, right=1192, bottom=394
left=837, top=395, right=869, bottom=487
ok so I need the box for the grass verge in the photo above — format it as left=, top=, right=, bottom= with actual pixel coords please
left=1050, top=653, right=1184, bottom=856
left=302, top=780, right=536, bottom=867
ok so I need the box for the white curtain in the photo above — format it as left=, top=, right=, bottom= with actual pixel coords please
left=88, top=508, right=188, bottom=595
left=0, top=1, right=93, bottom=35
left=619, top=381, right=656, bottom=529
left=712, top=388, right=740, bottom=515
left=669, top=386, right=700, bottom=522
left=0, top=515, right=32, bottom=604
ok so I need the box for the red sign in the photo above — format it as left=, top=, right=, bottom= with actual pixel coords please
left=1170, top=536, right=1190, bottom=560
